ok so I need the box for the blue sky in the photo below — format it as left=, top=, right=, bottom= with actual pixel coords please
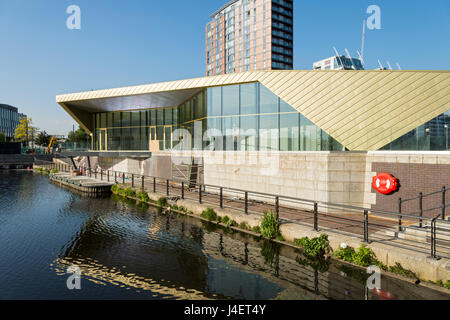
left=0, top=0, right=449, bottom=135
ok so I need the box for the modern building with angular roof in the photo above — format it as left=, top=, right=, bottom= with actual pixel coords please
left=56, top=70, right=450, bottom=153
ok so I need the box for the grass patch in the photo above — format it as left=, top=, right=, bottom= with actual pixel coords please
left=124, top=188, right=136, bottom=198
left=260, top=210, right=281, bottom=239
left=388, top=263, right=417, bottom=279
left=201, top=208, right=218, bottom=222
left=252, top=226, right=261, bottom=234
left=157, top=197, right=167, bottom=208
left=239, top=222, right=250, bottom=231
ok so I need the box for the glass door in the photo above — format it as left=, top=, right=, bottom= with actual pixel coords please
left=149, top=126, right=159, bottom=152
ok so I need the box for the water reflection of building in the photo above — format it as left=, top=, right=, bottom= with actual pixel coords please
left=55, top=197, right=450, bottom=300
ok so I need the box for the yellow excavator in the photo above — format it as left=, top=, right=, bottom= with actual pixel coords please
left=47, top=137, right=56, bottom=153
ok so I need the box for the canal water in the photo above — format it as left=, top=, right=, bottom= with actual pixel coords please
left=0, top=171, right=448, bottom=300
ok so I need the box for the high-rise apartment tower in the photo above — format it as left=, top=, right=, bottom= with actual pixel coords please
left=206, top=0, right=293, bottom=76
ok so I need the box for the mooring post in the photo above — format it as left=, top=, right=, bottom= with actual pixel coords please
left=220, top=187, right=223, bottom=208
left=132, top=174, right=134, bottom=188
left=166, top=179, right=169, bottom=196
left=398, top=198, right=402, bottom=233
left=153, top=177, right=156, bottom=193
left=199, top=185, right=202, bottom=204
left=141, top=176, right=145, bottom=191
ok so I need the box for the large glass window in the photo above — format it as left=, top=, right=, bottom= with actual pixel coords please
left=381, top=110, right=450, bottom=151
left=207, top=87, right=222, bottom=117
left=92, top=83, right=349, bottom=152
left=240, top=83, right=258, bottom=115
left=222, top=85, right=240, bottom=116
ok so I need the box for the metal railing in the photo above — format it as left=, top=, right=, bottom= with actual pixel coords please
left=36, top=161, right=450, bottom=260
left=399, top=187, right=448, bottom=225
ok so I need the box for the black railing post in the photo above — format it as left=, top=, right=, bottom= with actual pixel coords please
left=181, top=182, right=185, bottom=199
left=166, top=179, right=169, bottom=196
left=132, top=174, right=135, bottom=188
left=275, top=196, right=280, bottom=226
left=431, top=219, right=437, bottom=259
left=442, top=186, right=446, bottom=220
left=199, top=185, right=202, bottom=204
left=89, top=169, right=92, bottom=178
left=107, top=170, right=110, bottom=182
left=114, top=171, right=117, bottom=183
left=364, top=210, right=369, bottom=243
left=419, top=192, right=423, bottom=228
left=100, top=169, right=103, bottom=181
left=122, top=173, right=125, bottom=185
left=153, top=177, right=156, bottom=193
left=314, top=202, right=318, bottom=231
left=220, top=187, right=223, bottom=208
left=245, top=192, right=248, bottom=214
left=141, top=176, right=145, bottom=191
left=398, top=198, right=402, bottom=233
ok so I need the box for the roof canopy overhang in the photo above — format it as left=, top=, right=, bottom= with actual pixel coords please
left=56, top=70, right=450, bottom=151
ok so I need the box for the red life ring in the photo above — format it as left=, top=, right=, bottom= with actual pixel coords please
left=372, top=172, right=399, bottom=195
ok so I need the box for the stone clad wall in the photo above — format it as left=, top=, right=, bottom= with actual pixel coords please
left=203, top=152, right=375, bottom=211
left=92, top=151, right=450, bottom=214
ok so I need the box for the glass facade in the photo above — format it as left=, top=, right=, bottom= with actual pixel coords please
left=0, top=105, right=21, bottom=139
left=92, top=83, right=345, bottom=152
left=381, top=110, right=450, bottom=151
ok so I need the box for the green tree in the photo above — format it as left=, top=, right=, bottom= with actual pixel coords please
left=35, top=131, right=52, bottom=147
left=14, top=117, right=37, bottom=144
left=0, top=132, right=6, bottom=142
left=67, top=126, right=90, bottom=144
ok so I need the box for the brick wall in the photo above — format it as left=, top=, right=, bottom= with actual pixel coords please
left=371, top=162, right=450, bottom=218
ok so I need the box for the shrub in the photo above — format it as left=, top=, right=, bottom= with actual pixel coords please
left=51, top=169, right=59, bottom=174
left=333, top=245, right=356, bottom=262
left=230, top=220, right=238, bottom=227
left=294, top=234, right=330, bottom=258
left=137, top=191, right=150, bottom=203
left=260, top=210, right=281, bottom=239
left=353, top=244, right=377, bottom=267
left=334, top=244, right=387, bottom=269
left=157, top=197, right=167, bottom=208
left=222, top=216, right=230, bottom=225
left=445, top=281, right=450, bottom=290
left=201, top=208, right=218, bottom=222
left=111, top=185, right=119, bottom=193
left=216, top=216, right=222, bottom=223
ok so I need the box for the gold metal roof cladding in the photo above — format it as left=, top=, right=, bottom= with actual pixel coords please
left=56, top=70, right=450, bottom=151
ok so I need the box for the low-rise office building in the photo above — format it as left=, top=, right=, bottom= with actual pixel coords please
left=0, top=104, right=26, bottom=140
left=56, top=70, right=450, bottom=211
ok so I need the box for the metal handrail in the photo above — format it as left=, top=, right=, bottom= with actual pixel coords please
left=38, top=162, right=449, bottom=259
